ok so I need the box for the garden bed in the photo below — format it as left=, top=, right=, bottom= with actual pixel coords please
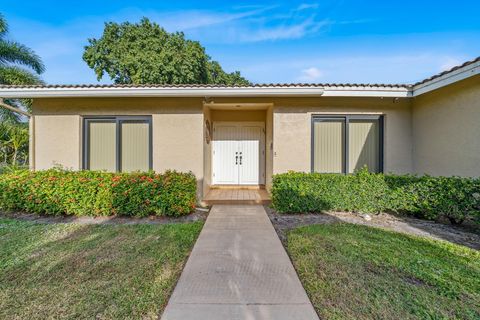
left=266, top=206, right=480, bottom=250
left=0, top=207, right=209, bottom=225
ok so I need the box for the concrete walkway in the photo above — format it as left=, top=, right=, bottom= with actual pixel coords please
left=161, top=205, right=319, bottom=320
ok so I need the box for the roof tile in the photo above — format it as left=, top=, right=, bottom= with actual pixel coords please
left=0, top=83, right=411, bottom=89
left=414, top=56, right=480, bottom=86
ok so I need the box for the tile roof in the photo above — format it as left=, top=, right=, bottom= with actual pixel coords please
left=0, top=83, right=411, bottom=89
left=414, top=56, right=480, bottom=86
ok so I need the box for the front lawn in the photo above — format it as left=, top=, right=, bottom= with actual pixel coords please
left=0, top=218, right=202, bottom=319
left=287, top=224, right=480, bottom=320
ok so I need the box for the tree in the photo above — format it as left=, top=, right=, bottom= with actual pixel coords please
left=0, top=13, right=45, bottom=122
left=83, top=18, right=250, bottom=85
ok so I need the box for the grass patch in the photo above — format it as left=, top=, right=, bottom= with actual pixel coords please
left=0, top=218, right=202, bottom=319
left=287, top=223, right=480, bottom=320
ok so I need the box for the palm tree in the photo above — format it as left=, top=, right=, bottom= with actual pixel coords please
left=0, top=13, right=44, bottom=122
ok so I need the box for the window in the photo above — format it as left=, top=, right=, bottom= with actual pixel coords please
left=312, top=115, right=383, bottom=173
left=83, top=116, right=152, bottom=172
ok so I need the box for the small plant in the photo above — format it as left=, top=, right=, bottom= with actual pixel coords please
left=271, top=167, right=480, bottom=224
left=0, top=169, right=197, bottom=217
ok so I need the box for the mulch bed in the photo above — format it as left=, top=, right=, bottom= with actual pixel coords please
left=0, top=208, right=209, bottom=225
left=265, top=206, right=480, bottom=250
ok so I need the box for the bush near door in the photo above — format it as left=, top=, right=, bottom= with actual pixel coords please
left=271, top=168, right=480, bottom=225
left=0, top=169, right=196, bottom=216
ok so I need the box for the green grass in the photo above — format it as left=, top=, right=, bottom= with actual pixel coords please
left=0, top=218, right=202, bottom=319
left=287, top=223, right=480, bottom=320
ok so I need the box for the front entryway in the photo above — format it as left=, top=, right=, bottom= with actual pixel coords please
left=212, top=122, right=265, bottom=185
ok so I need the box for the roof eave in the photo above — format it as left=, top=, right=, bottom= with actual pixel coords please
left=322, top=86, right=411, bottom=98
left=0, top=86, right=412, bottom=99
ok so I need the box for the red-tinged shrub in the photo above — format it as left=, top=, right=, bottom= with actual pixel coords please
left=0, top=169, right=196, bottom=217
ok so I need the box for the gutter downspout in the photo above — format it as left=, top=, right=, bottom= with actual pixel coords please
left=0, top=99, right=35, bottom=171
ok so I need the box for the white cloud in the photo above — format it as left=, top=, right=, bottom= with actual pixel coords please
left=149, top=7, right=274, bottom=31
left=145, top=4, right=328, bottom=43
left=297, top=3, right=320, bottom=11
left=239, top=18, right=329, bottom=42
left=298, top=67, right=323, bottom=81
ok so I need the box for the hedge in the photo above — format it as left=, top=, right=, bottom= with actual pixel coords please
left=0, top=169, right=197, bottom=217
left=271, top=168, right=480, bottom=225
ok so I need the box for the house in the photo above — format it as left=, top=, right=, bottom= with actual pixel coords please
left=0, top=57, right=479, bottom=202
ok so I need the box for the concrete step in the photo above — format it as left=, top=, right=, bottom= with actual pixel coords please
left=203, top=199, right=271, bottom=206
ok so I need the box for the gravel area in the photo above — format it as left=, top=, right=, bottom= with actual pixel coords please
left=266, top=206, right=480, bottom=250
left=0, top=208, right=209, bottom=225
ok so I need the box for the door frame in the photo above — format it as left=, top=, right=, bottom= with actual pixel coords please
left=212, top=121, right=266, bottom=186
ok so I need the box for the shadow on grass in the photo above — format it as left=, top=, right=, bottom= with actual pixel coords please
left=287, top=223, right=480, bottom=320
left=0, top=218, right=202, bottom=319
left=387, top=213, right=480, bottom=250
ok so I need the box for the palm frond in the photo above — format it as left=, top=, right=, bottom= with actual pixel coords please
left=0, top=65, right=43, bottom=85
left=0, top=13, right=7, bottom=38
left=0, top=103, right=22, bottom=122
left=0, top=66, right=41, bottom=122
left=0, top=40, right=45, bottom=74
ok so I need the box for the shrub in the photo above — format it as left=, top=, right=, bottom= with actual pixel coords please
left=0, top=169, right=197, bottom=217
left=271, top=168, right=480, bottom=224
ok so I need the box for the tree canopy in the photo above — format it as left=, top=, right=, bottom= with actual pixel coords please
left=83, top=18, right=250, bottom=85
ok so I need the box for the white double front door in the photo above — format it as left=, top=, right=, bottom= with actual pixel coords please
left=212, top=122, right=265, bottom=185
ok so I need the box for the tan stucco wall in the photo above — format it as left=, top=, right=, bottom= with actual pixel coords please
left=32, top=96, right=415, bottom=198
left=211, top=110, right=266, bottom=122
left=272, top=97, right=413, bottom=174
left=34, top=115, right=81, bottom=170
left=32, top=98, right=205, bottom=197
left=412, top=76, right=480, bottom=177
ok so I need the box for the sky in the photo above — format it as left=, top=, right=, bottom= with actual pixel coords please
left=2, top=1, right=480, bottom=85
